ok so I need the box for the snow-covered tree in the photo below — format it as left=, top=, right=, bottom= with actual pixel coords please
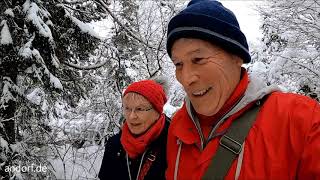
left=255, top=0, right=320, bottom=101
left=0, top=0, right=103, bottom=178
left=0, top=0, right=187, bottom=178
left=82, top=0, right=185, bottom=136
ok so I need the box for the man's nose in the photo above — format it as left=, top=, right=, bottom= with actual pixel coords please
left=181, top=64, right=199, bottom=86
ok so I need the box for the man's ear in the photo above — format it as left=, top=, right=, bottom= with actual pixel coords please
left=233, top=55, right=244, bottom=67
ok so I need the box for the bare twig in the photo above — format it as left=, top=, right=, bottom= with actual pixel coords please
left=280, top=55, right=320, bottom=77
left=95, top=0, right=162, bottom=51
left=62, top=59, right=109, bottom=70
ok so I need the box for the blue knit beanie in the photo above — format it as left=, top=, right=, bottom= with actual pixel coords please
left=166, top=0, right=251, bottom=63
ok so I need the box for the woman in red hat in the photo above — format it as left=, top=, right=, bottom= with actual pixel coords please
left=99, top=79, right=169, bottom=180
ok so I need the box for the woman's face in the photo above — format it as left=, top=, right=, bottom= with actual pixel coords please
left=171, top=38, right=243, bottom=116
left=122, top=93, right=160, bottom=135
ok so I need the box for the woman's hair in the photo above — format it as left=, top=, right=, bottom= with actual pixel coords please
left=151, top=76, right=170, bottom=97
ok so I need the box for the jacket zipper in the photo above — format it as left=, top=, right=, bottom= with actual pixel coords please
left=190, top=94, right=245, bottom=150
left=126, top=150, right=147, bottom=180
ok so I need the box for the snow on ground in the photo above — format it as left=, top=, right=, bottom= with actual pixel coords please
left=49, top=144, right=104, bottom=179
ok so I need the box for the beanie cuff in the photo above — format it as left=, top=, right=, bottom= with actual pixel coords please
left=167, top=11, right=251, bottom=63
left=167, top=26, right=250, bottom=63
left=123, top=80, right=167, bottom=113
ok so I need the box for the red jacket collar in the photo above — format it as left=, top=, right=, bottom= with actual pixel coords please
left=172, top=68, right=249, bottom=144
left=198, top=68, right=249, bottom=126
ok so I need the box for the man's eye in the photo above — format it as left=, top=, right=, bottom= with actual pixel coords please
left=193, top=57, right=206, bottom=64
left=174, top=62, right=183, bottom=68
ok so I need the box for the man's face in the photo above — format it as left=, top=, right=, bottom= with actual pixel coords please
left=171, top=38, right=243, bottom=116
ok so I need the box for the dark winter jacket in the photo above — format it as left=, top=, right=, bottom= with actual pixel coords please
left=98, top=117, right=170, bottom=180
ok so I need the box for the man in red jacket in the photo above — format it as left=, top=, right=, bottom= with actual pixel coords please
left=165, top=0, right=320, bottom=179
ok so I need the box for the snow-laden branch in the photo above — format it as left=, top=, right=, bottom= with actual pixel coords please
left=63, top=4, right=98, bottom=15
left=95, top=0, right=162, bottom=51
left=279, top=55, right=320, bottom=77
left=1, top=115, right=19, bottom=122
left=57, top=3, right=102, bottom=40
left=0, top=20, right=13, bottom=45
left=62, top=59, right=109, bottom=70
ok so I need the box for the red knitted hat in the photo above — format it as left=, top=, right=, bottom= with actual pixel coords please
left=123, top=80, right=167, bottom=113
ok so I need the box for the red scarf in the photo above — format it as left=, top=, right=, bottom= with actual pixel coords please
left=120, top=114, right=165, bottom=159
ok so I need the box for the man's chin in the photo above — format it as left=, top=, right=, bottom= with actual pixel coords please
left=193, top=105, right=218, bottom=116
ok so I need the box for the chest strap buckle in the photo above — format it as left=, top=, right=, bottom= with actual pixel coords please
left=219, top=134, right=242, bottom=155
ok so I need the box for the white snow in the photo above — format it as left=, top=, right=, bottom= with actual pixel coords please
left=10, top=142, right=24, bottom=154
left=58, top=5, right=103, bottom=40
left=23, top=0, right=53, bottom=39
left=90, top=18, right=113, bottom=39
left=4, top=8, right=14, bottom=17
left=125, top=68, right=137, bottom=77
left=45, top=20, right=53, bottom=27
left=251, top=61, right=268, bottom=75
left=18, top=35, right=34, bottom=58
left=70, top=16, right=103, bottom=39
left=26, top=88, right=43, bottom=105
left=41, top=99, right=49, bottom=112
left=0, top=20, right=13, bottom=45
left=54, top=101, right=67, bottom=118
left=31, top=49, right=63, bottom=90
left=51, top=54, right=60, bottom=68
left=0, top=137, right=9, bottom=154
left=49, top=73, right=63, bottom=90
left=0, top=80, right=15, bottom=108
left=163, top=103, right=180, bottom=118
left=48, top=144, right=104, bottom=179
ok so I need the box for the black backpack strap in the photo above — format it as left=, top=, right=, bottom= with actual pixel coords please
left=137, top=146, right=160, bottom=180
left=202, top=101, right=261, bottom=180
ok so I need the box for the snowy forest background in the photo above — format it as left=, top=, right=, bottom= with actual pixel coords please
left=0, top=0, right=319, bottom=179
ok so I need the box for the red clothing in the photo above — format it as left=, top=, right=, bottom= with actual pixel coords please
left=197, top=70, right=249, bottom=139
left=166, top=72, right=320, bottom=180
left=121, top=114, right=165, bottom=159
